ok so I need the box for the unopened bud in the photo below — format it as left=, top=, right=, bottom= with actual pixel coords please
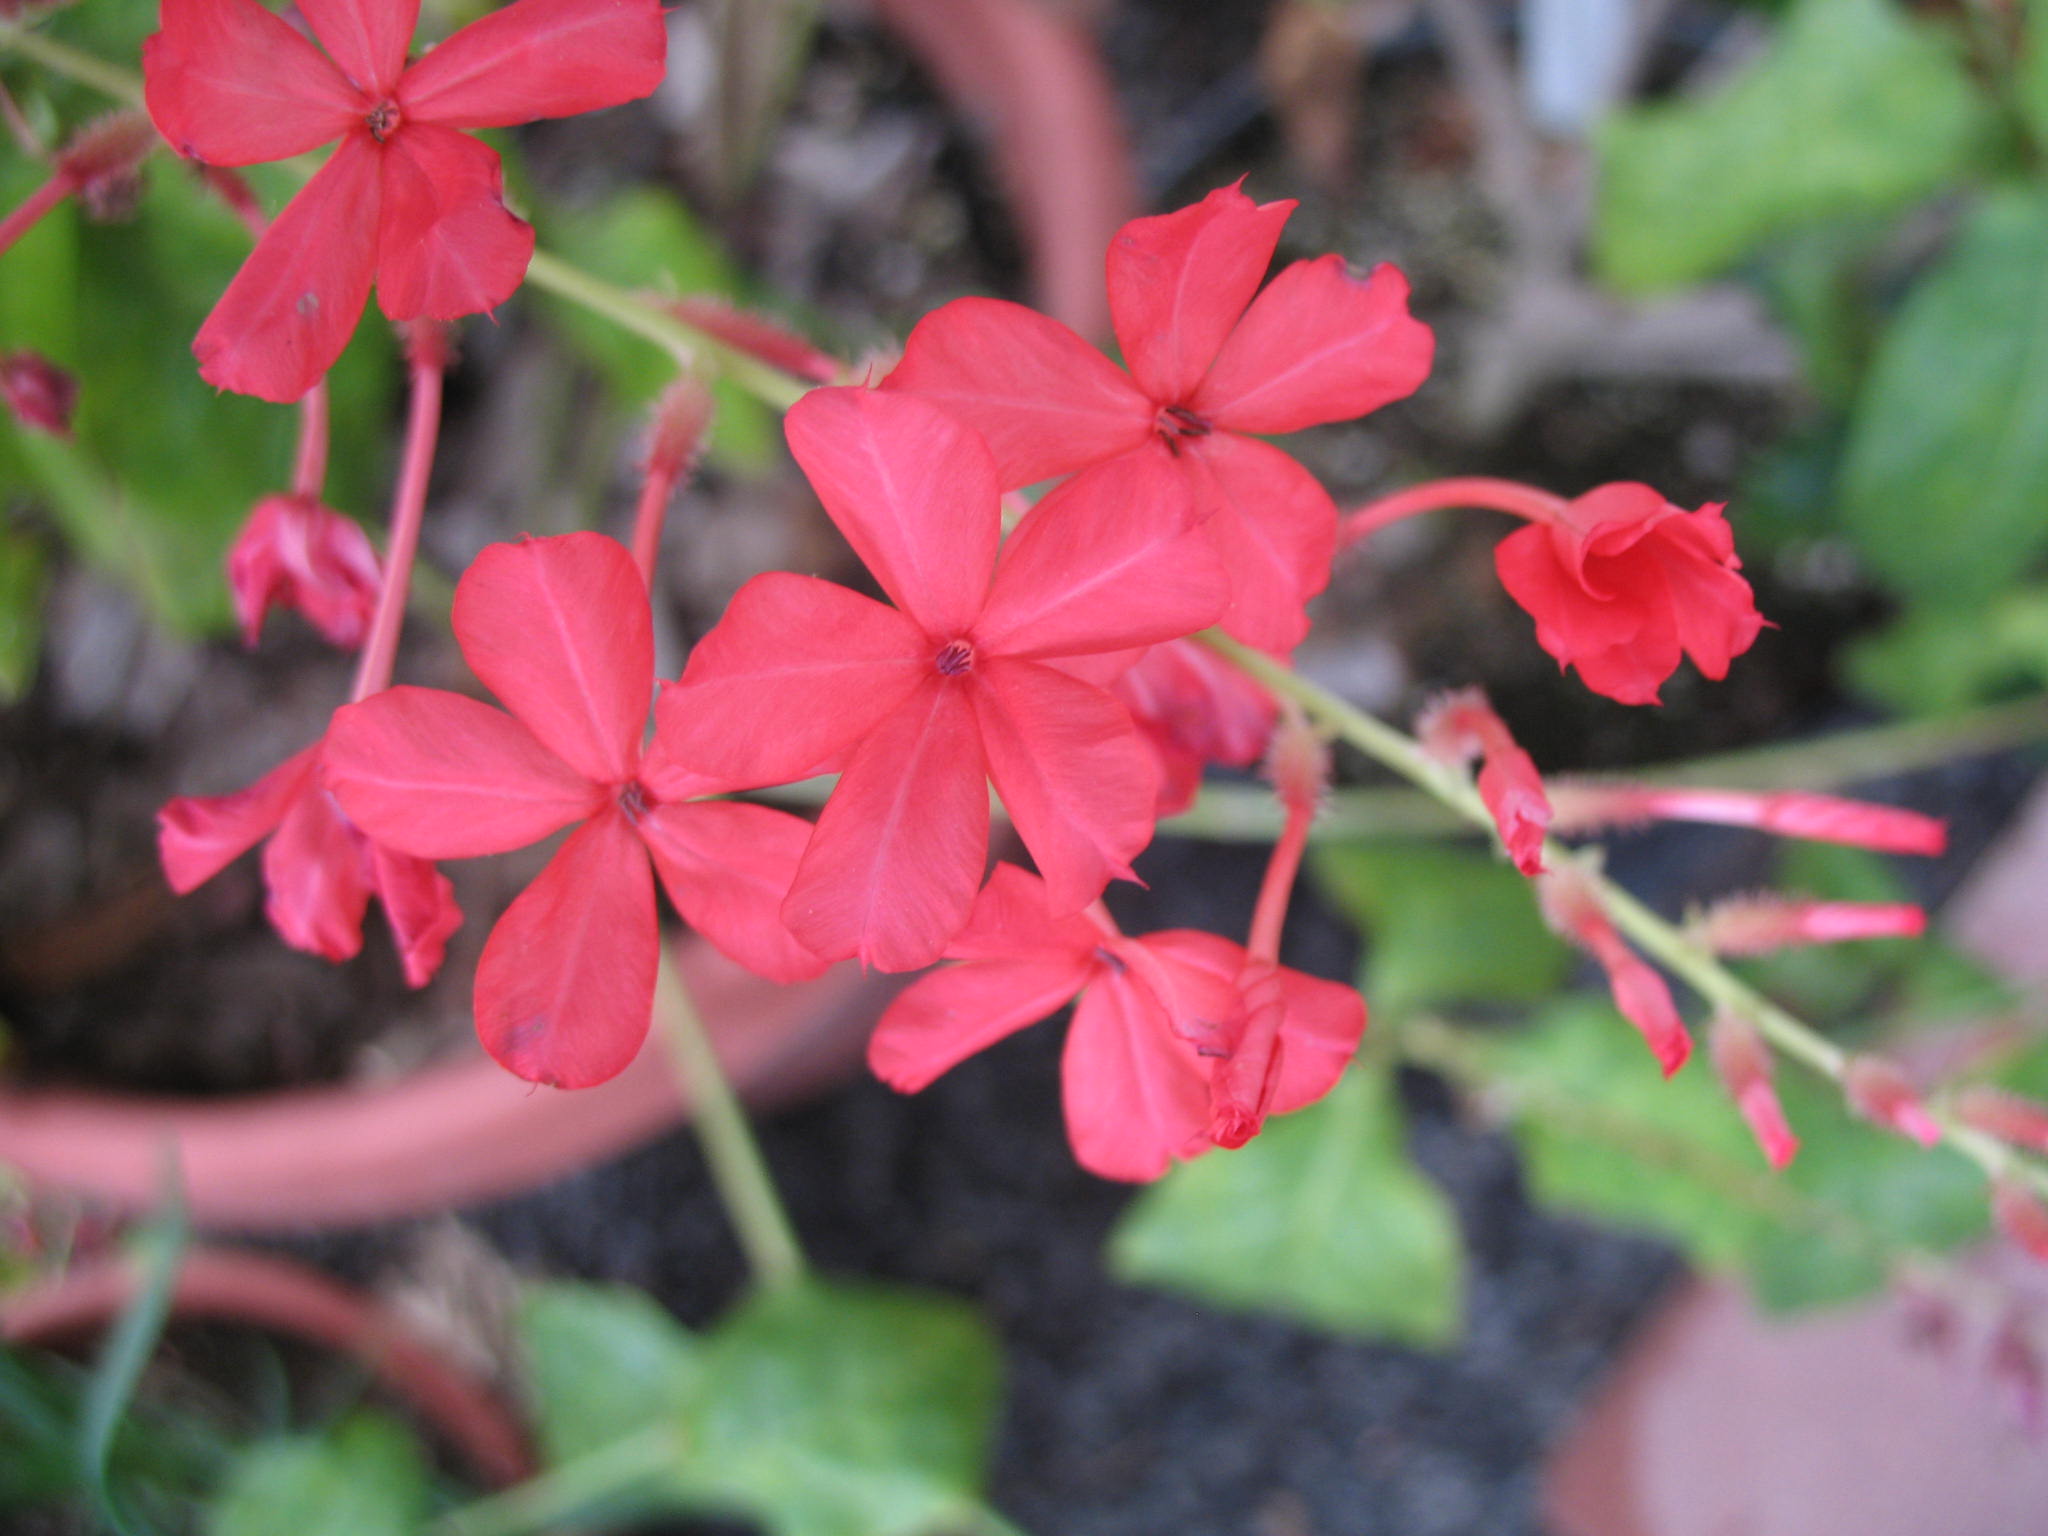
left=1538, top=869, right=1691, bottom=1077
left=1262, top=710, right=1329, bottom=819
left=1993, top=1179, right=2048, bottom=1267
left=1844, top=1055, right=1943, bottom=1148
left=55, top=113, right=155, bottom=222
left=641, top=377, right=715, bottom=484
left=1, top=351, right=77, bottom=437
left=1955, top=1087, right=2048, bottom=1154
left=1418, top=687, right=1550, bottom=876
left=1708, top=1012, right=1798, bottom=1168
left=1549, top=783, right=1946, bottom=857
left=669, top=296, right=842, bottom=384
left=1693, top=896, right=1925, bottom=956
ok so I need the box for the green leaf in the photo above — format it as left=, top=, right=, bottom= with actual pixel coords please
left=536, top=188, right=775, bottom=469
left=1312, top=841, right=1570, bottom=1021
left=516, top=1282, right=703, bottom=1467
left=1840, top=189, right=2048, bottom=604
left=2020, top=0, right=2048, bottom=148
left=0, top=1346, right=225, bottom=1515
left=1593, top=0, right=1990, bottom=292
left=207, top=1412, right=430, bottom=1536
left=1109, top=1070, right=1464, bottom=1345
left=680, top=1280, right=1005, bottom=1536
left=79, top=1186, right=187, bottom=1536
left=0, top=527, right=47, bottom=703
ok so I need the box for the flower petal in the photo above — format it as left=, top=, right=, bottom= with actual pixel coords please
left=325, top=687, right=604, bottom=858
left=158, top=743, right=320, bottom=893
left=782, top=681, right=989, bottom=972
left=451, top=532, right=649, bottom=785
left=143, top=0, right=357, bottom=166
left=1269, top=969, right=1366, bottom=1114
left=1186, top=433, right=1336, bottom=653
left=1061, top=978, right=1211, bottom=1182
left=653, top=572, right=927, bottom=792
left=367, top=842, right=463, bottom=987
left=1107, top=183, right=1294, bottom=405
left=475, top=807, right=658, bottom=1088
left=869, top=954, right=1094, bottom=1093
left=883, top=296, right=1154, bottom=488
left=227, top=493, right=383, bottom=649
left=398, top=0, right=666, bottom=127
left=973, top=658, right=1157, bottom=914
left=1191, top=257, right=1433, bottom=434
left=784, top=388, right=1000, bottom=639
left=638, top=800, right=830, bottom=984
left=374, top=123, right=534, bottom=320
left=193, top=131, right=382, bottom=403
left=261, top=778, right=372, bottom=963
left=299, top=0, right=417, bottom=96
left=946, top=861, right=1100, bottom=964
left=976, top=448, right=1227, bottom=659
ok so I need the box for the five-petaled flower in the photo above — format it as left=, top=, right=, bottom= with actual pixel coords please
left=884, top=182, right=1433, bottom=653
left=143, top=0, right=667, bottom=402
left=1493, top=483, right=1765, bottom=706
left=324, top=532, right=827, bottom=1088
left=868, top=865, right=1365, bottom=1180
left=158, top=735, right=461, bottom=986
left=659, top=386, right=1230, bottom=973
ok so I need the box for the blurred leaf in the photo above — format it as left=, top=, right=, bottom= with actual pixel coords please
left=1840, top=189, right=2048, bottom=604
left=0, top=152, right=393, bottom=634
left=1312, top=841, right=1570, bottom=1021
left=0, top=528, right=47, bottom=701
left=517, top=1282, right=703, bottom=1467
left=2020, top=0, right=2048, bottom=148
left=1109, top=1070, right=1464, bottom=1345
left=681, top=1280, right=1005, bottom=1536
left=1843, top=591, right=2048, bottom=714
left=207, top=1412, right=429, bottom=1536
left=536, top=188, right=775, bottom=469
left=1594, top=0, right=1990, bottom=292
left=80, top=1188, right=187, bottom=1536
left=1754, top=221, right=1888, bottom=406
left=0, top=1347, right=223, bottom=1514
left=1484, top=1002, right=1985, bottom=1311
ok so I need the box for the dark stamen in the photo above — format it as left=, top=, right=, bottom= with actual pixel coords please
left=936, top=639, right=975, bottom=676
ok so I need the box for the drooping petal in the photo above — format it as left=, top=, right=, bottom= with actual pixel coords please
left=973, top=658, right=1157, bottom=914
left=782, top=681, right=989, bottom=972
left=451, top=533, right=649, bottom=786
left=157, top=743, right=321, bottom=893
left=1191, top=256, right=1433, bottom=434
left=143, top=0, right=358, bottom=166
left=367, top=842, right=462, bottom=987
left=653, top=572, right=927, bottom=793
left=373, top=123, right=534, bottom=320
left=193, top=131, right=382, bottom=403
left=298, top=0, right=417, bottom=96
left=1107, top=183, right=1294, bottom=405
left=398, top=0, right=666, bottom=128
left=1269, top=968, right=1366, bottom=1114
left=1185, top=433, right=1337, bottom=654
left=976, top=448, right=1227, bottom=659
left=869, top=954, right=1095, bottom=1093
left=227, top=494, right=383, bottom=649
left=474, top=807, right=658, bottom=1088
left=325, top=687, right=605, bottom=858
left=783, top=388, right=1000, bottom=639
left=1061, top=978, right=1211, bottom=1182
left=638, top=800, right=830, bottom=984
left=261, top=778, right=373, bottom=963
left=1645, top=523, right=1766, bottom=681
left=882, top=296, right=1154, bottom=488
left=1494, top=522, right=1669, bottom=705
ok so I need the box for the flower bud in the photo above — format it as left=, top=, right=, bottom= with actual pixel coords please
left=1844, top=1055, right=1942, bottom=1148
left=227, top=495, right=382, bottom=650
left=1419, top=687, right=1550, bottom=876
left=1692, top=896, right=1925, bottom=956
left=1, top=351, right=77, bottom=438
left=1708, top=1012, right=1798, bottom=1169
left=1955, top=1087, right=2048, bottom=1154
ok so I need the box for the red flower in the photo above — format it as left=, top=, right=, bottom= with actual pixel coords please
left=868, top=865, right=1365, bottom=1181
left=884, top=182, right=1432, bottom=653
left=158, top=738, right=460, bottom=986
left=325, top=532, right=828, bottom=1088
left=1111, top=638, right=1277, bottom=816
left=659, top=387, right=1229, bottom=973
left=143, top=0, right=667, bottom=402
left=228, top=493, right=383, bottom=649
left=1493, top=484, right=1765, bottom=705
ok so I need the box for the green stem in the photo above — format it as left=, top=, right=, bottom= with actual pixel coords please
left=432, top=1426, right=679, bottom=1536
left=654, top=946, right=808, bottom=1293
left=0, top=22, right=146, bottom=107
left=524, top=251, right=810, bottom=412
left=1202, top=632, right=2048, bottom=1202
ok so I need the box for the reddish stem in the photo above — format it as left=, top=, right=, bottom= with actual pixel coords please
left=2, top=1246, right=532, bottom=1487
left=291, top=379, right=330, bottom=502
left=630, top=455, right=678, bottom=590
left=1338, top=476, right=1570, bottom=552
left=350, top=332, right=445, bottom=703
left=0, top=172, right=74, bottom=260
left=1247, top=789, right=1313, bottom=963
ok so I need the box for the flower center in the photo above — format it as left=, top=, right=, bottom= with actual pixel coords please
left=935, top=638, right=975, bottom=677
left=1155, top=404, right=1212, bottom=456
left=617, top=779, right=652, bottom=822
left=365, top=100, right=402, bottom=142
